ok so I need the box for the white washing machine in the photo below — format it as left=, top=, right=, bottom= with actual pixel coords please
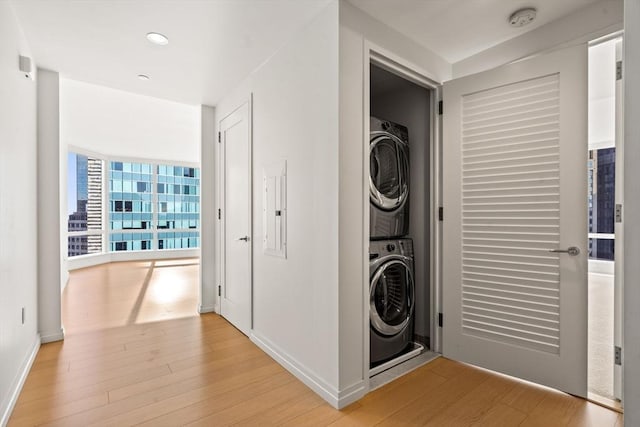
left=370, top=238, right=415, bottom=366
left=369, top=116, right=410, bottom=240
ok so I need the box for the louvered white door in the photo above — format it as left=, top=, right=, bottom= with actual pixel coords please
left=442, top=45, right=588, bottom=397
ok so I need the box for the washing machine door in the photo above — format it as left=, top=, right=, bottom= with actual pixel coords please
left=369, top=131, right=409, bottom=211
left=370, top=256, right=414, bottom=336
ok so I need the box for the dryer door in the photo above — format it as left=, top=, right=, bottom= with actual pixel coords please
left=369, top=132, right=409, bottom=211
left=370, top=256, right=414, bottom=336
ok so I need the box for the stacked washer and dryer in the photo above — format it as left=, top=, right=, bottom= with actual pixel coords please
left=369, top=116, right=416, bottom=367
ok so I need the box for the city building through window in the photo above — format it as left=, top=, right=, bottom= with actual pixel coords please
left=67, top=152, right=200, bottom=257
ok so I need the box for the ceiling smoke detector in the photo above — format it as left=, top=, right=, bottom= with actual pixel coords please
left=509, top=8, right=537, bottom=27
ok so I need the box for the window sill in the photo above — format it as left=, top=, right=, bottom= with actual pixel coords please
left=67, top=248, right=200, bottom=271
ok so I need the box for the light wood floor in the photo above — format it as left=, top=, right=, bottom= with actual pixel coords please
left=9, top=259, right=623, bottom=426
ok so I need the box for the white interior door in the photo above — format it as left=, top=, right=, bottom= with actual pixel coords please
left=613, top=37, right=623, bottom=401
left=220, top=101, right=252, bottom=335
left=443, top=45, right=588, bottom=397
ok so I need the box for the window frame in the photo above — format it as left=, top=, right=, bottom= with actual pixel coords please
left=67, top=145, right=201, bottom=258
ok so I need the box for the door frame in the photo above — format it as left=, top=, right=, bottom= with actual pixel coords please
left=216, top=95, right=254, bottom=331
left=612, top=34, right=624, bottom=402
left=362, top=41, right=443, bottom=388
left=585, top=32, right=624, bottom=405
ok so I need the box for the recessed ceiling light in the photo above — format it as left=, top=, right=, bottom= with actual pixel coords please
left=138, top=74, right=150, bottom=81
left=146, top=32, right=169, bottom=45
left=509, top=8, right=537, bottom=27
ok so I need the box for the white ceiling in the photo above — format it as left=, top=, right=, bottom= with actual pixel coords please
left=347, top=0, right=601, bottom=63
left=11, top=0, right=332, bottom=106
left=12, top=0, right=602, bottom=107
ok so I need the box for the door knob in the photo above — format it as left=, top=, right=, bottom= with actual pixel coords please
left=237, top=236, right=250, bottom=242
left=548, top=246, right=580, bottom=256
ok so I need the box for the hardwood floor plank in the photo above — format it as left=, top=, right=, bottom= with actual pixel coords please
left=42, top=358, right=282, bottom=426
left=8, top=392, right=109, bottom=427
left=8, top=260, right=623, bottom=426
left=102, top=369, right=294, bottom=427
left=500, top=379, right=553, bottom=414
left=374, top=363, right=492, bottom=426
left=186, top=377, right=317, bottom=426
left=471, top=403, right=528, bottom=426
left=423, top=374, right=519, bottom=426
left=329, top=369, right=447, bottom=426
left=107, top=346, right=269, bottom=402
left=280, top=403, right=361, bottom=426
left=231, top=390, right=326, bottom=426
left=16, top=364, right=172, bottom=411
left=567, top=402, right=621, bottom=427
left=519, top=392, right=586, bottom=426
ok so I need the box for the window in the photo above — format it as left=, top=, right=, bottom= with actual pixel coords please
left=156, top=162, right=200, bottom=235
left=67, top=152, right=103, bottom=257
left=110, top=233, right=153, bottom=252
left=108, top=160, right=200, bottom=252
left=158, top=232, right=199, bottom=250
left=137, top=182, right=147, bottom=192
left=68, top=152, right=200, bottom=256
left=588, top=148, right=615, bottom=261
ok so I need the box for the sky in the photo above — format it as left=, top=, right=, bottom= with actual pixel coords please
left=67, top=152, right=77, bottom=215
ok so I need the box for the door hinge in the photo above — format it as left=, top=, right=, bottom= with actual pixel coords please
left=218, top=285, right=221, bottom=297
left=616, top=204, right=622, bottom=223
left=438, top=313, right=443, bottom=327
left=438, top=207, right=443, bottom=221
left=218, top=132, right=221, bottom=143
left=438, top=100, right=443, bottom=115
left=615, top=346, right=622, bottom=365
left=218, top=208, right=221, bottom=220
left=616, top=60, right=622, bottom=81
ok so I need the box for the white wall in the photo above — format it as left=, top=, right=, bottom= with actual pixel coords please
left=199, top=105, right=216, bottom=314
left=452, top=0, right=623, bottom=78
left=215, top=1, right=342, bottom=406
left=624, top=0, right=640, bottom=422
left=0, top=3, right=40, bottom=424
left=37, top=69, right=64, bottom=344
left=337, top=0, right=451, bottom=399
left=60, top=79, right=200, bottom=163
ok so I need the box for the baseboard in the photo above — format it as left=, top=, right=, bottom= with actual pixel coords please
left=0, top=334, right=40, bottom=427
left=250, top=332, right=353, bottom=409
left=198, top=304, right=216, bottom=314
left=40, top=328, right=64, bottom=344
left=336, top=381, right=367, bottom=409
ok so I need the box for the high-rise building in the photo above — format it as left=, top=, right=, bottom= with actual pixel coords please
left=156, top=164, right=200, bottom=250
left=108, top=161, right=154, bottom=251
left=76, top=154, right=88, bottom=213
left=587, top=147, right=616, bottom=261
left=68, top=154, right=103, bottom=257
left=67, top=211, right=87, bottom=257
left=595, top=148, right=615, bottom=260
left=86, top=157, right=103, bottom=253
left=107, top=161, right=200, bottom=251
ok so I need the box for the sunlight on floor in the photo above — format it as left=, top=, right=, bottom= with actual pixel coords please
left=62, top=258, right=199, bottom=334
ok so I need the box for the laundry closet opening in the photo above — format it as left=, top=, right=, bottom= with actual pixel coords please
left=368, top=62, right=436, bottom=377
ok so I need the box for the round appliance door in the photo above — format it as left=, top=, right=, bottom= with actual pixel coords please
left=369, top=131, right=409, bottom=211
left=370, top=256, right=414, bottom=336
